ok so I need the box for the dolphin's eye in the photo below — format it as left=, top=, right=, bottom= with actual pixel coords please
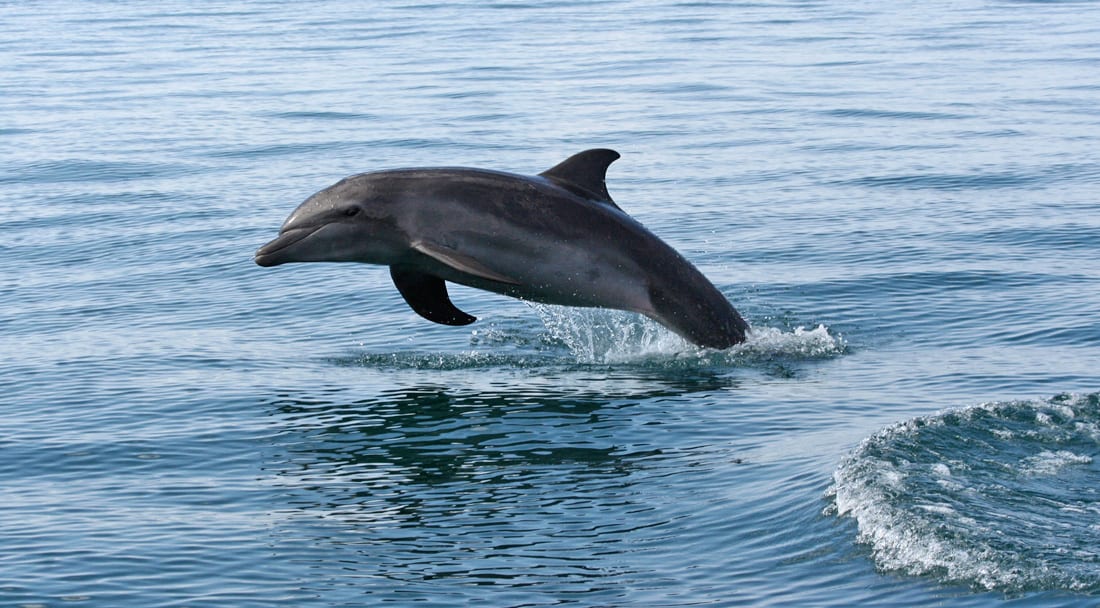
left=343, top=207, right=360, bottom=217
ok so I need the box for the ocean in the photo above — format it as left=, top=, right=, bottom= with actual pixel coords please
left=2, top=1, right=1099, bottom=606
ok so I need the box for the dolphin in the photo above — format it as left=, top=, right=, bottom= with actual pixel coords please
left=254, top=149, right=749, bottom=348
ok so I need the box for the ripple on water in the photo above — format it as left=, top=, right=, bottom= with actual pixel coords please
left=827, top=393, right=1100, bottom=594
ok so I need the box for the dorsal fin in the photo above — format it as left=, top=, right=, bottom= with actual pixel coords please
left=539, top=149, right=621, bottom=209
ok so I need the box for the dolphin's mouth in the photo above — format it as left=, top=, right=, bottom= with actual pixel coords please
left=254, top=225, right=324, bottom=267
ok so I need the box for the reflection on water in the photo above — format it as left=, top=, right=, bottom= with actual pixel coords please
left=272, top=382, right=630, bottom=485
left=268, top=368, right=732, bottom=490
left=262, top=371, right=741, bottom=597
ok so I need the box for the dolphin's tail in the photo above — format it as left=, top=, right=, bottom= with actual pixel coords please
left=647, top=280, right=749, bottom=349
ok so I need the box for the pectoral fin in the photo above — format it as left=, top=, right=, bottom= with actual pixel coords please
left=390, top=266, right=476, bottom=326
left=411, top=240, right=520, bottom=285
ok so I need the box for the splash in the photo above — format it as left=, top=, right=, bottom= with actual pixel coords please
left=530, top=303, right=845, bottom=365
left=531, top=304, right=687, bottom=364
left=827, top=393, right=1100, bottom=593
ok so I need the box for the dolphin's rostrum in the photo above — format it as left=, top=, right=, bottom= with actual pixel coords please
left=255, top=149, right=749, bottom=348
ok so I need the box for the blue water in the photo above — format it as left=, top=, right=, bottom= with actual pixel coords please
left=3, top=1, right=1099, bottom=606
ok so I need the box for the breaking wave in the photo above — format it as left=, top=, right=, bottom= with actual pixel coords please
left=827, top=393, right=1100, bottom=593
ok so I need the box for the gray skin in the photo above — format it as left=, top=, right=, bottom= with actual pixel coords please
left=254, top=149, right=749, bottom=348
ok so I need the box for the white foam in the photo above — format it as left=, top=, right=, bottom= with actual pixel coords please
left=733, top=324, right=846, bottom=359
left=830, top=442, right=1010, bottom=589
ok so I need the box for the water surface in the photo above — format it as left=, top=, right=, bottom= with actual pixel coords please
left=3, top=1, right=1100, bottom=606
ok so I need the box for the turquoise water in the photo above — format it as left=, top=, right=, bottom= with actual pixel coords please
left=3, top=1, right=1099, bottom=606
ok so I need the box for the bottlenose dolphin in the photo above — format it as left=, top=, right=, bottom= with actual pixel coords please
left=254, top=149, right=749, bottom=348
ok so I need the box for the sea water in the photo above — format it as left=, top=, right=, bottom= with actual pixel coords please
left=2, top=1, right=1099, bottom=606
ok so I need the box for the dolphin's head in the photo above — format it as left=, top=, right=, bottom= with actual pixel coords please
left=255, top=174, right=405, bottom=267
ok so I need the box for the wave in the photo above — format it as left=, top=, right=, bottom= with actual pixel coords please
left=827, top=393, right=1100, bottom=594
